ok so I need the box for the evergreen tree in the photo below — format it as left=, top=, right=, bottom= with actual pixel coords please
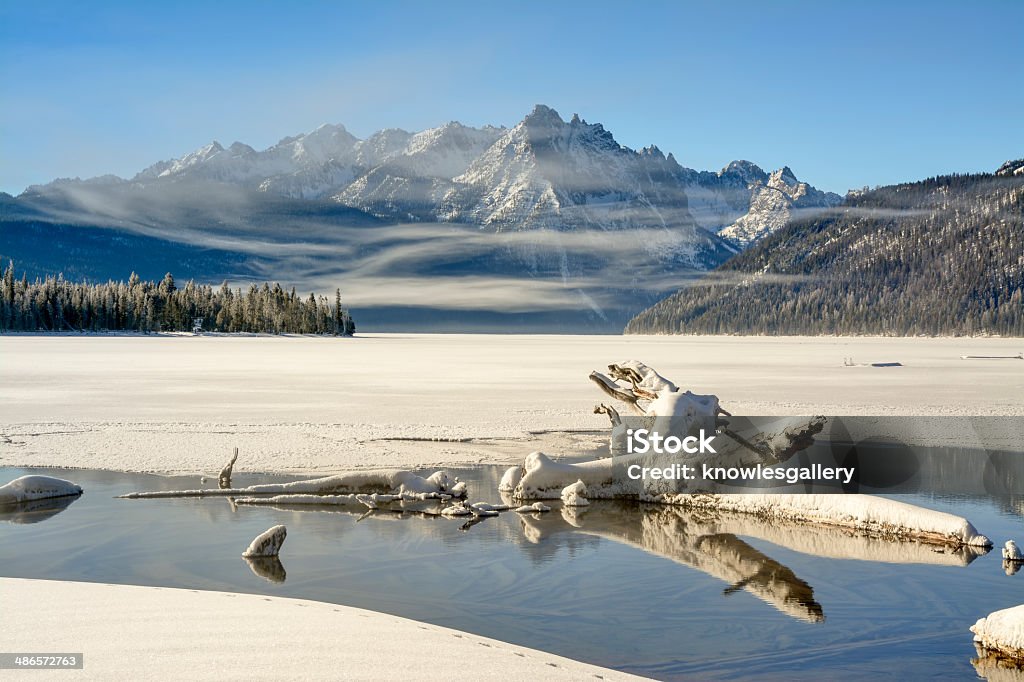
left=0, top=268, right=356, bottom=336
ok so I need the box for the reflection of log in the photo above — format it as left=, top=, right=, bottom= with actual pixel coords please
left=517, top=502, right=824, bottom=623
left=0, top=495, right=80, bottom=525
left=244, top=556, right=287, bottom=583
left=696, top=533, right=823, bottom=623
left=972, top=646, right=1024, bottom=681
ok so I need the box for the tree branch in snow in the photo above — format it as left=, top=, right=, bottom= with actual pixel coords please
left=219, top=447, right=239, bottom=489
left=593, top=404, right=621, bottom=427
left=119, top=470, right=468, bottom=500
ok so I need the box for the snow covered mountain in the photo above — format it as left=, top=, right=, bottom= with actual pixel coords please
left=437, top=105, right=696, bottom=235
left=715, top=166, right=843, bottom=246
left=7, top=105, right=851, bottom=331
left=29, top=105, right=838, bottom=249
left=333, top=122, right=504, bottom=221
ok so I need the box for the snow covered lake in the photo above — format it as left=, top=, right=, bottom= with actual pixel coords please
left=3, top=463, right=1024, bottom=680
left=1, top=334, right=1022, bottom=474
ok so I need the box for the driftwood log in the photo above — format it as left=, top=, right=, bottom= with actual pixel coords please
left=590, top=360, right=821, bottom=464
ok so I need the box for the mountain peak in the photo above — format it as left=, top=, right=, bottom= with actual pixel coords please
left=313, top=122, right=348, bottom=134
left=640, top=145, right=665, bottom=160
left=720, top=160, right=767, bottom=184
left=524, top=104, right=564, bottom=126
left=771, top=166, right=799, bottom=185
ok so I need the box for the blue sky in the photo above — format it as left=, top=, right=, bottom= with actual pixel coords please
left=1, top=1, right=1021, bottom=195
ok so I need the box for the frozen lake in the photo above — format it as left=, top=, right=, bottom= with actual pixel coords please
left=1, top=334, right=1022, bottom=474
left=2, top=464, right=1023, bottom=680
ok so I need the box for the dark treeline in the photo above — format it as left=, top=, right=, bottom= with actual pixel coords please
left=627, top=173, right=1024, bottom=336
left=0, top=265, right=355, bottom=335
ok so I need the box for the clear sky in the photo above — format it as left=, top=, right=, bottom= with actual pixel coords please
left=1, top=1, right=1021, bottom=195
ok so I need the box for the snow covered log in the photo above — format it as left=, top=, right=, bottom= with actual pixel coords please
left=656, top=493, right=991, bottom=548
left=591, top=360, right=823, bottom=462
left=0, top=475, right=82, bottom=506
left=120, top=469, right=466, bottom=500
left=233, top=491, right=451, bottom=510
left=972, top=605, right=1024, bottom=663
left=706, top=511, right=984, bottom=566
left=509, top=450, right=987, bottom=548
left=243, top=525, right=287, bottom=558
left=563, top=360, right=990, bottom=549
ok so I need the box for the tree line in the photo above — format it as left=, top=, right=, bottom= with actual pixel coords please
left=626, top=172, right=1024, bottom=336
left=0, top=265, right=355, bottom=335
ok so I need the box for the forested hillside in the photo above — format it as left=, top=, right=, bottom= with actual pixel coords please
left=626, top=173, right=1024, bottom=336
left=0, top=265, right=354, bottom=335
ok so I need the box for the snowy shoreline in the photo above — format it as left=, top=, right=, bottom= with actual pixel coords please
left=0, top=578, right=646, bottom=681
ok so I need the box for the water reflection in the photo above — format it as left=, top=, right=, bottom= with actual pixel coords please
left=244, top=556, right=287, bottom=583
left=973, top=645, right=1024, bottom=681
left=0, top=494, right=81, bottom=524
left=198, top=487, right=991, bottom=623
left=2, top=465, right=1015, bottom=680
left=515, top=501, right=825, bottom=623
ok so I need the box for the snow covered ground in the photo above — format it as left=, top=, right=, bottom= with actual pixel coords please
left=0, top=333, right=1021, bottom=474
left=0, top=578, right=644, bottom=681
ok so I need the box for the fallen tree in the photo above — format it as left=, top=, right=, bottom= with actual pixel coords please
left=120, top=469, right=468, bottom=500
left=503, top=360, right=991, bottom=549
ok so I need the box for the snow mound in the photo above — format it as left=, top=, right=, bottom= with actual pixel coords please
left=1004, top=541, right=1024, bottom=562
left=561, top=480, right=590, bottom=507
left=973, top=604, right=1024, bottom=661
left=243, top=525, right=286, bottom=558
left=514, top=502, right=551, bottom=513
left=0, top=475, right=82, bottom=505
left=498, top=466, right=523, bottom=492
left=470, top=502, right=510, bottom=517
left=513, top=452, right=611, bottom=499
left=440, top=502, right=473, bottom=517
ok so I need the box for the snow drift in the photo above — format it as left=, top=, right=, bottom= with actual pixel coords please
left=0, top=475, right=82, bottom=506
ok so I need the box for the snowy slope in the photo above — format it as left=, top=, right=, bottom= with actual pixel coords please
left=717, top=166, right=844, bottom=246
